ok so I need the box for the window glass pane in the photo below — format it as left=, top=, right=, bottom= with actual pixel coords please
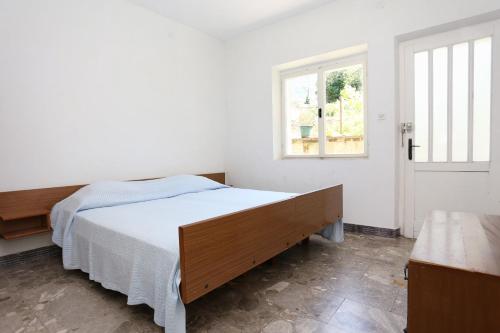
left=432, top=47, right=448, bottom=162
left=473, top=37, right=492, bottom=162
left=284, top=73, right=319, bottom=155
left=414, top=51, right=429, bottom=162
left=452, top=43, right=469, bottom=162
left=324, top=64, right=364, bottom=155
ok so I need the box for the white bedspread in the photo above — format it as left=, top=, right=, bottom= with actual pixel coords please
left=51, top=175, right=295, bottom=333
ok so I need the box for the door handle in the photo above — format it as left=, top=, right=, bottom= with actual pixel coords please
left=408, top=138, right=420, bottom=160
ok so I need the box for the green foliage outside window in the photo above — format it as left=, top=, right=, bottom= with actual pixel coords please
left=325, top=66, right=364, bottom=137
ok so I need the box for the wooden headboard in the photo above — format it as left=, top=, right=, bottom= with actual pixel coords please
left=0, top=172, right=225, bottom=240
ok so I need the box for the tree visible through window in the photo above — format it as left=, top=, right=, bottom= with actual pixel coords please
left=325, top=65, right=364, bottom=154
left=282, top=57, right=366, bottom=157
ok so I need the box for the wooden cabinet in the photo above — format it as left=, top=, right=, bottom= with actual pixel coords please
left=407, top=211, right=500, bottom=332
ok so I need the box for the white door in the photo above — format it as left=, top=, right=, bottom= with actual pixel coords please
left=400, top=20, right=500, bottom=238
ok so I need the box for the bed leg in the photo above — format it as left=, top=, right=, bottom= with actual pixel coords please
left=301, top=236, right=310, bottom=246
left=266, top=257, right=278, bottom=265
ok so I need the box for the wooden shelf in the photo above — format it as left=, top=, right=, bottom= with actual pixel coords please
left=0, top=208, right=50, bottom=222
left=0, top=210, right=51, bottom=240
left=2, top=226, right=51, bottom=240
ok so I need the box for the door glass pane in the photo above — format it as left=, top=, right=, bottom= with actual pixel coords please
left=324, top=64, right=365, bottom=155
left=414, top=51, right=429, bottom=162
left=284, top=73, right=319, bottom=155
left=473, top=37, right=492, bottom=162
left=432, top=47, right=448, bottom=162
left=452, top=43, right=469, bottom=162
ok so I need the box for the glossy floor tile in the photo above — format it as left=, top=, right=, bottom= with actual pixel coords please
left=0, top=233, right=414, bottom=332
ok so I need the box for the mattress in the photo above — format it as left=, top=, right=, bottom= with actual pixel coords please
left=74, top=187, right=295, bottom=255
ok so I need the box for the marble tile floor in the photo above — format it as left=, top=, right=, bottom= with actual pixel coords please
left=0, top=233, right=414, bottom=333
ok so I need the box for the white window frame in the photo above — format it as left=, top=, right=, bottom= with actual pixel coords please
left=280, top=54, right=368, bottom=158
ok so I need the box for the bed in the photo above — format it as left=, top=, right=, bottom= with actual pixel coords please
left=0, top=173, right=343, bottom=333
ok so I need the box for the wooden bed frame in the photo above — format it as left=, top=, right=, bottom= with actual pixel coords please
left=179, top=183, right=343, bottom=303
left=0, top=172, right=343, bottom=305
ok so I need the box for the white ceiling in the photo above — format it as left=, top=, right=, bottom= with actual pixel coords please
left=131, top=0, right=335, bottom=40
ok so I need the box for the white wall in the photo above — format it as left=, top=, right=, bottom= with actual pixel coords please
left=2, top=0, right=500, bottom=256
left=0, top=0, right=226, bottom=255
left=225, top=0, right=500, bottom=230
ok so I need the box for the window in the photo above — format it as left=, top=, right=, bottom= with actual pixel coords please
left=281, top=55, right=367, bottom=157
left=413, top=36, right=492, bottom=163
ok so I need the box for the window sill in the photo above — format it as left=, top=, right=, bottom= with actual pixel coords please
left=282, top=153, right=368, bottom=159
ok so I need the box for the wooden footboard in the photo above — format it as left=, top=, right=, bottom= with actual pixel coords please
left=178, top=184, right=343, bottom=303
